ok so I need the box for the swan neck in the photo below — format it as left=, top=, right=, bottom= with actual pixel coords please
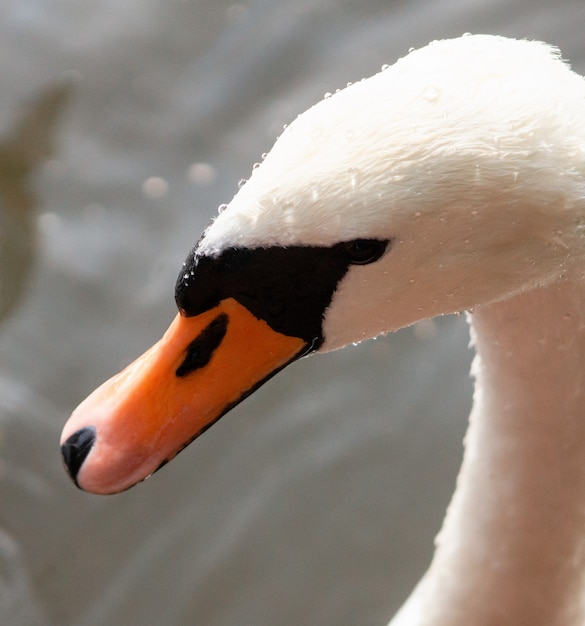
left=394, top=278, right=585, bottom=625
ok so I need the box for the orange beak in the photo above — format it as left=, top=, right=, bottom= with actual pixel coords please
left=60, top=297, right=307, bottom=494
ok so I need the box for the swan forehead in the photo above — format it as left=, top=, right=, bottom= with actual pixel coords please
left=198, top=34, right=585, bottom=256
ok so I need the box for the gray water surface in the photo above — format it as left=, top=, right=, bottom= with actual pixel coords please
left=0, top=1, right=583, bottom=624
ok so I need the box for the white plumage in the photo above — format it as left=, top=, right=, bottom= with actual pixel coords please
left=201, top=34, right=585, bottom=625
left=201, top=34, right=585, bottom=252
left=62, top=34, right=585, bottom=624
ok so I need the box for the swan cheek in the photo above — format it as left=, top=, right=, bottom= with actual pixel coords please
left=60, top=297, right=307, bottom=495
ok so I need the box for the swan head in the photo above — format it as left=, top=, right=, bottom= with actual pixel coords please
left=199, top=34, right=585, bottom=348
left=61, top=34, right=585, bottom=494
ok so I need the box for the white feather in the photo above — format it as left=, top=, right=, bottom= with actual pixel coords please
left=198, top=35, right=585, bottom=624
left=199, top=34, right=585, bottom=350
left=199, top=34, right=585, bottom=252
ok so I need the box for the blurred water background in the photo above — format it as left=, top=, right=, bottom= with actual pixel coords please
left=0, top=1, right=583, bottom=624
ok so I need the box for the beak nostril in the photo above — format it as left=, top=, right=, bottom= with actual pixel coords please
left=61, top=426, right=96, bottom=487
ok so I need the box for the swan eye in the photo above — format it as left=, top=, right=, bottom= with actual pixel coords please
left=341, top=239, right=389, bottom=265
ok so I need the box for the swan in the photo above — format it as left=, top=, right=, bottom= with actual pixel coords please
left=61, top=34, right=585, bottom=624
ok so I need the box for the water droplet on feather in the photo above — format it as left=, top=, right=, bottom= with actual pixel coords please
left=423, top=86, right=440, bottom=102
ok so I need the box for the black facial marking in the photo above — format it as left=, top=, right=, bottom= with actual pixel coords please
left=175, top=238, right=390, bottom=350
left=176, top=313, right=228, bottom=377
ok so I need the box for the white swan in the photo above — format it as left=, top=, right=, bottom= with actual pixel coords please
left=61, top=35, right=585, bottom=625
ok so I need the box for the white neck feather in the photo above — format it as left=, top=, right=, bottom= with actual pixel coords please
left=391, top=277, right=585, bottom=625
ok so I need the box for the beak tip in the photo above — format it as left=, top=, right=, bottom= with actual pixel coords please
left=61, top=426, right=97, bottom=488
